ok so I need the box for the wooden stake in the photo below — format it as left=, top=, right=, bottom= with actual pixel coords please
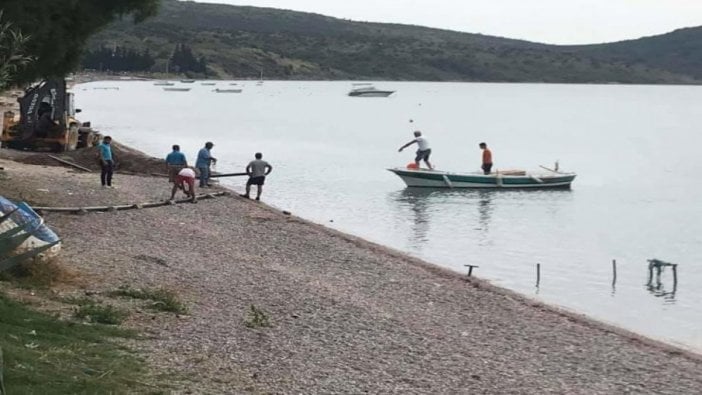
left=47, top=155, right=93, bottom=172
left=612, top=259, right=617, bottom=286
left=536, top=263, right=541, bottom=287
left=672, top=264, right=678, bottom=288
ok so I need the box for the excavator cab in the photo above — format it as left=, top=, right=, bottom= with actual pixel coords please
left=1, top=79, right=97, bottom=152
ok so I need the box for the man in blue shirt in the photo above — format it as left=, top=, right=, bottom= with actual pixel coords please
left=195, top=142, right=217, bottom=187
left=165, top=144, right=188, bottom=183
left=99, top=136, right=114, bottom=188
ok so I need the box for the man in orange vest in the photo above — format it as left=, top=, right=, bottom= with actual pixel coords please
left=479, top=142, right=493, bottom=175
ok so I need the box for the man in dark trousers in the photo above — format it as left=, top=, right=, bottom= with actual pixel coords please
left=241, top=152, right=273, bottom=201
left=480, top=142, right=493, bottom=175
left=99, top=136, right=114, bottom=188
left=196, top=142, right=217, bottom=188
left=166, top=144, right=188, bottom=183
left=398, top=130, right=433, bottom=169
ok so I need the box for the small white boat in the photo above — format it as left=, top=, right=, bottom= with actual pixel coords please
left=154, top=81, right=175, bottom=86
left=388, top=167, right=576, bottom=189
left=201, top=82, right=216, bottom=86
left=163, top=87, right=191, bottom=92
left=214, top=88, right=242, bottom=93
left=348, top=83, right=394, bottom=97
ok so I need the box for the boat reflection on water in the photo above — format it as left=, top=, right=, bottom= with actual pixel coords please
left=390, top=189, right=497, bottom=252
left=390, top=188, right=573, bottom=254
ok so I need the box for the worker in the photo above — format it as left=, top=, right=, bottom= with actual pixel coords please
left=165, top=144, right=188, bottom=183
left=99, top=136, right=114, bottom=188
left=398, top=130, right=433, bottom=169
left=195, top=141, right=217, bottom=188
left=170, top=167, right=197, bottom=203
left=479, top=142, right=493, bottom=175
left=240, top=152, right=273, bottom=201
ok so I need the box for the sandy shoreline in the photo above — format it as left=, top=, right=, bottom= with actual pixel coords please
left=1, top=149, right=702, bottom=393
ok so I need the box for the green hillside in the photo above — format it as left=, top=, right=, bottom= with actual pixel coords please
left=84, top=0, right=702, bottom=83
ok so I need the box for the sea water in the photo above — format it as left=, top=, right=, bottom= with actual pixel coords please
left=75, top=80, right=702, bottom=351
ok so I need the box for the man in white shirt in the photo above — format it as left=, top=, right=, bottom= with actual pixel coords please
left=170, top=167, right=197, bottom=203
left=398, top=130, right=433, bottom=169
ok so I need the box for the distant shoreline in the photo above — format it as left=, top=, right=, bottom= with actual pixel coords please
left=71, top=72, right=702, bottom=87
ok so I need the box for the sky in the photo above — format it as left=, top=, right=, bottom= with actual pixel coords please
left=192, top=0, right=702, bottom=45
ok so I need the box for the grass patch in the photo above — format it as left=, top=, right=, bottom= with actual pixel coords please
left=74, top=303, right=128, bottom=325
left=0, top=292, right=162, bottom=393
left=0, top=258, right=79, bottom=290
left=109, top=286, right=188, bottom=314
left=244, top=305, right=271, bottom=328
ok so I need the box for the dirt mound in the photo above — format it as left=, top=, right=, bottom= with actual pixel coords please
left=6, top=141, right=166, bottom=176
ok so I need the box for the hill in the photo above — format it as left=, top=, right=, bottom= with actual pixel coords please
left=84, top=0, right=702, bottom=83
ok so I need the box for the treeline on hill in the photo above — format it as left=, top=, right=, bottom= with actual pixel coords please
left=82, top=0, right=702, bottom=83
left=82, top=46, right=155, bottom=72
left=81, top=43, right=207, bottom=74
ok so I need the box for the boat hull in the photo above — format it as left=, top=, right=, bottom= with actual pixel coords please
left=0, top=197, right=61, bottom=260
left=388, top=168, right=575, bottom=189
left=349, top=91, right=395, bottom=97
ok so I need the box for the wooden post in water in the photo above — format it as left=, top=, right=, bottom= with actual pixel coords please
left=464, top=264, right=479, bottom=278
left=672, top=264, right=678, bottom=289
left=612, top=259, right=617, bottom=287
left=536, top=263, right=541, bottom=287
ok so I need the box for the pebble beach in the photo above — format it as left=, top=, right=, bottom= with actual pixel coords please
left=1, top=152, right=701, bottom=394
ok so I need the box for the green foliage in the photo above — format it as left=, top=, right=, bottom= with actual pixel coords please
left=0, top=10, right=32, bottom=90
left=83, top=45, right=155, bottom=72
left=244, top=305, right=271, bottom=328
left=170, top=43, right=207, bottom=75
left=83, top=0, right=701, bottom=83
left=0, top=0, right=160, bottom=86
left=109, top=285, right=188, bottom=314
left=74, top=303, right=128, bottom=325
left=0, top=293, right=161, bottom=393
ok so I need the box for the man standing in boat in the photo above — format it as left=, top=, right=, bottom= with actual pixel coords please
left=399, top=131, right=433, bottom=170
left=480, top=142, right=493, bottom=175
left=196, top=142, right=217, bottom=188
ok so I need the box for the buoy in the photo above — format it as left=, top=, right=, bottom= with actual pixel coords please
left=407, top=163, right=419, bottom=170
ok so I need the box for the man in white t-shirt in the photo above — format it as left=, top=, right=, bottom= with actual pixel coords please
left=170, top=167, right=197, bottom=203
left=398, top=130, right=433, bottom=169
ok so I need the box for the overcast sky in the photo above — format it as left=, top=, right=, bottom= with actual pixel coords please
left=193, top=0, right=702, bottom=45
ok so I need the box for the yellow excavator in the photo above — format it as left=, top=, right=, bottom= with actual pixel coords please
left=1, top=79, right=99, bottom=152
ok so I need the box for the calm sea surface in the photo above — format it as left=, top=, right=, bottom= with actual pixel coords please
left=76, top=81, right=702, bottom=351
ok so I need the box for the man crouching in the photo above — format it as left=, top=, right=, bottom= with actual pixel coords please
left=170, top=167, right=197, bottom=203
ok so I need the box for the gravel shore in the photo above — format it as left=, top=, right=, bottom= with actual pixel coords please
left=1, top=154, right=701, bottom=394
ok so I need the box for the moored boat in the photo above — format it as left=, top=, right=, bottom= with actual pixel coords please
left=180, top=79, right=196, bottom=83
left=163, top=87, right=191, bottom=92
left=388, top=167, right=576, bottom=189
left=348, top=83, right=395, bottom=97
left=214, top=88, right=242, bottom=93
left=154, top=81, right=175, bottom=86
